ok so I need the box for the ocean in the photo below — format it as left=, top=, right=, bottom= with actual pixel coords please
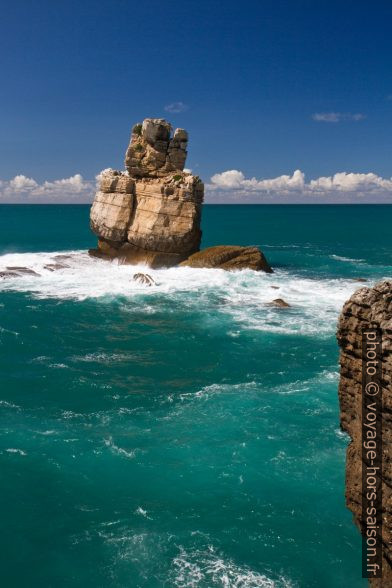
left=1, top=204, right=390, bottom=588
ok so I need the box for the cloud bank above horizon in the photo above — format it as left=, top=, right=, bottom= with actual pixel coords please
left=0, top=173, right=96, bottom=203
left=207, top=169, right=392, bottom=203
left=1, top=169, right=392, bottom=204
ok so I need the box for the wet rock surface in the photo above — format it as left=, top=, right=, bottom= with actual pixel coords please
left=133, top=273, right=156, bottom=287
left=6, top=266, right=40, bottom=276
left=1, top=267, right=40, bottom=278
left=266, top=298, right=290, bottom=308
left=180, top=245, right=272, bottom=272
left=43, top=263, right=69, bottom=272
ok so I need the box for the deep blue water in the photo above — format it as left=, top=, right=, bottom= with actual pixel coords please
left=1, top=204, right=391, bottom=587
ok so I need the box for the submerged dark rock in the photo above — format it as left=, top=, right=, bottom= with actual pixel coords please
left=0, top=271, right=19, bottom=279
left=6, top=266, right=40, bottom=276
left=43, top=263, right=69, bottom=272
left=53, top=254, right=78, bottom=262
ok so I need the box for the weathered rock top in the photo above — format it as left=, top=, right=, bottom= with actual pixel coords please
left=125, top=118, right=189, bottom=178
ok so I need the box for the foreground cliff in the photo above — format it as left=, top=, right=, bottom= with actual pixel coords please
left=337, top=281, right=392, bottom=586
left=89, top=118, right=272, bottom=271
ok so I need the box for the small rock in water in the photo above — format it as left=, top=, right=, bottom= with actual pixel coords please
left=0, top=271, right=19, bottom=279
left=271, top=285, right=280, bottom=289
left=6, top=267, right=40, bottom=276
left=53, top=254, right=77, bottom=262
left=180, top=245, right=272, bottom=272
left=44, top=263, right=69, bottom=272
left=351, top=278, right=368, bottom=282
left=266, top=298, right=291, bottom=308
left=133, top=273, right=156, bottom=287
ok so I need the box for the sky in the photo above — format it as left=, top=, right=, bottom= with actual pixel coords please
left=0, top=0, right=392, bottom=203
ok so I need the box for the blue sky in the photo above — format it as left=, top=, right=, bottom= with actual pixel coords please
left=1, top=0, right=392, bottom=202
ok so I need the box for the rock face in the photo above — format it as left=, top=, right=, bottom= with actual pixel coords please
left=337, top=281, right=392, bottom=586
left=90, top=118, right=203, bottom=267
left=180, top=245, right=273, bottom=272
left=90, top=117, right=272, bottom=272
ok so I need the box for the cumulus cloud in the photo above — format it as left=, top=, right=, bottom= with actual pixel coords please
left=2, top=168, right=392, bottom=204
left=211, top=169, right=306, bottom=191
left=0, top=173, right=95, bottom=203
left=312, top=112, right=365, bottom=123
left=164, top=101, right=189, bottom=113
left=9, top=175, right=39, bottom=191
left=207, top=169, right=392, bottom=203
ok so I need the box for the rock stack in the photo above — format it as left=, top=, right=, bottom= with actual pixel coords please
left=337, top=281, right=392, bottom=586
left=89, top=117, right=272, bottom=272
left=90, top=118, right=203, bottom=268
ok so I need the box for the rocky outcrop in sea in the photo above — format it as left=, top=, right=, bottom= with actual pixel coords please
left=90, top=118, right=203, bottom=268
left=89, top=118, right=272, bottom=271
left=337, top=281, right=392, bottom=586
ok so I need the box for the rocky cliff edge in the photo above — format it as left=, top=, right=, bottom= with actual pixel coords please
left=337, top=281, right=392, bottom=586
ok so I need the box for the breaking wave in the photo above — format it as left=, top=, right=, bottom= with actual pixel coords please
left=0, top=250, right=371, bottom=337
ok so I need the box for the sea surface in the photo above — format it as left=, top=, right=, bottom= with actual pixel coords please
left=0, top=204, right=391, bottom=588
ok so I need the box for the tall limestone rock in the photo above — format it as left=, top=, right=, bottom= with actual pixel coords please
left=90, top=118, right=204, bottom=268
left=90, top=117, right=272, bottom=272
left=337, top=281, right=392, bottom=586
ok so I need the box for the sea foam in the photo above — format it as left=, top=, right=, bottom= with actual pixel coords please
left=0, top=250, right=371, bottom=337
left=170, top=546, right=295, bottom=587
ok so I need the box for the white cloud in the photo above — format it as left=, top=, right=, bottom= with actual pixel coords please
left=210, top=169, right=245, bottom=188
left=312, top=112, right=365, bottom=123
left=0, top=173, right=95, bottom=203
left=309, top=172, right=392, bottom=193
left=2, top=168, right=392, bottom=204
left=210, top=169, right=306, bottom=192
left=207, top=169, right=392, bottom=202
left=9, top=175, right=39, bottom=191
left=164, top=101, right=189, bottom=113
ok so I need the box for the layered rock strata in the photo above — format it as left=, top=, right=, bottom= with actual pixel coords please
left=337, top=281, right=392, bottom=586
left=89, top=117, right=272, bottom=272
left=90, top=118, right=203, bottom=267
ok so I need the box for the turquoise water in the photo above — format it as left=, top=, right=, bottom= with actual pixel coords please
left=1, top=204, right=391, bottom=587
